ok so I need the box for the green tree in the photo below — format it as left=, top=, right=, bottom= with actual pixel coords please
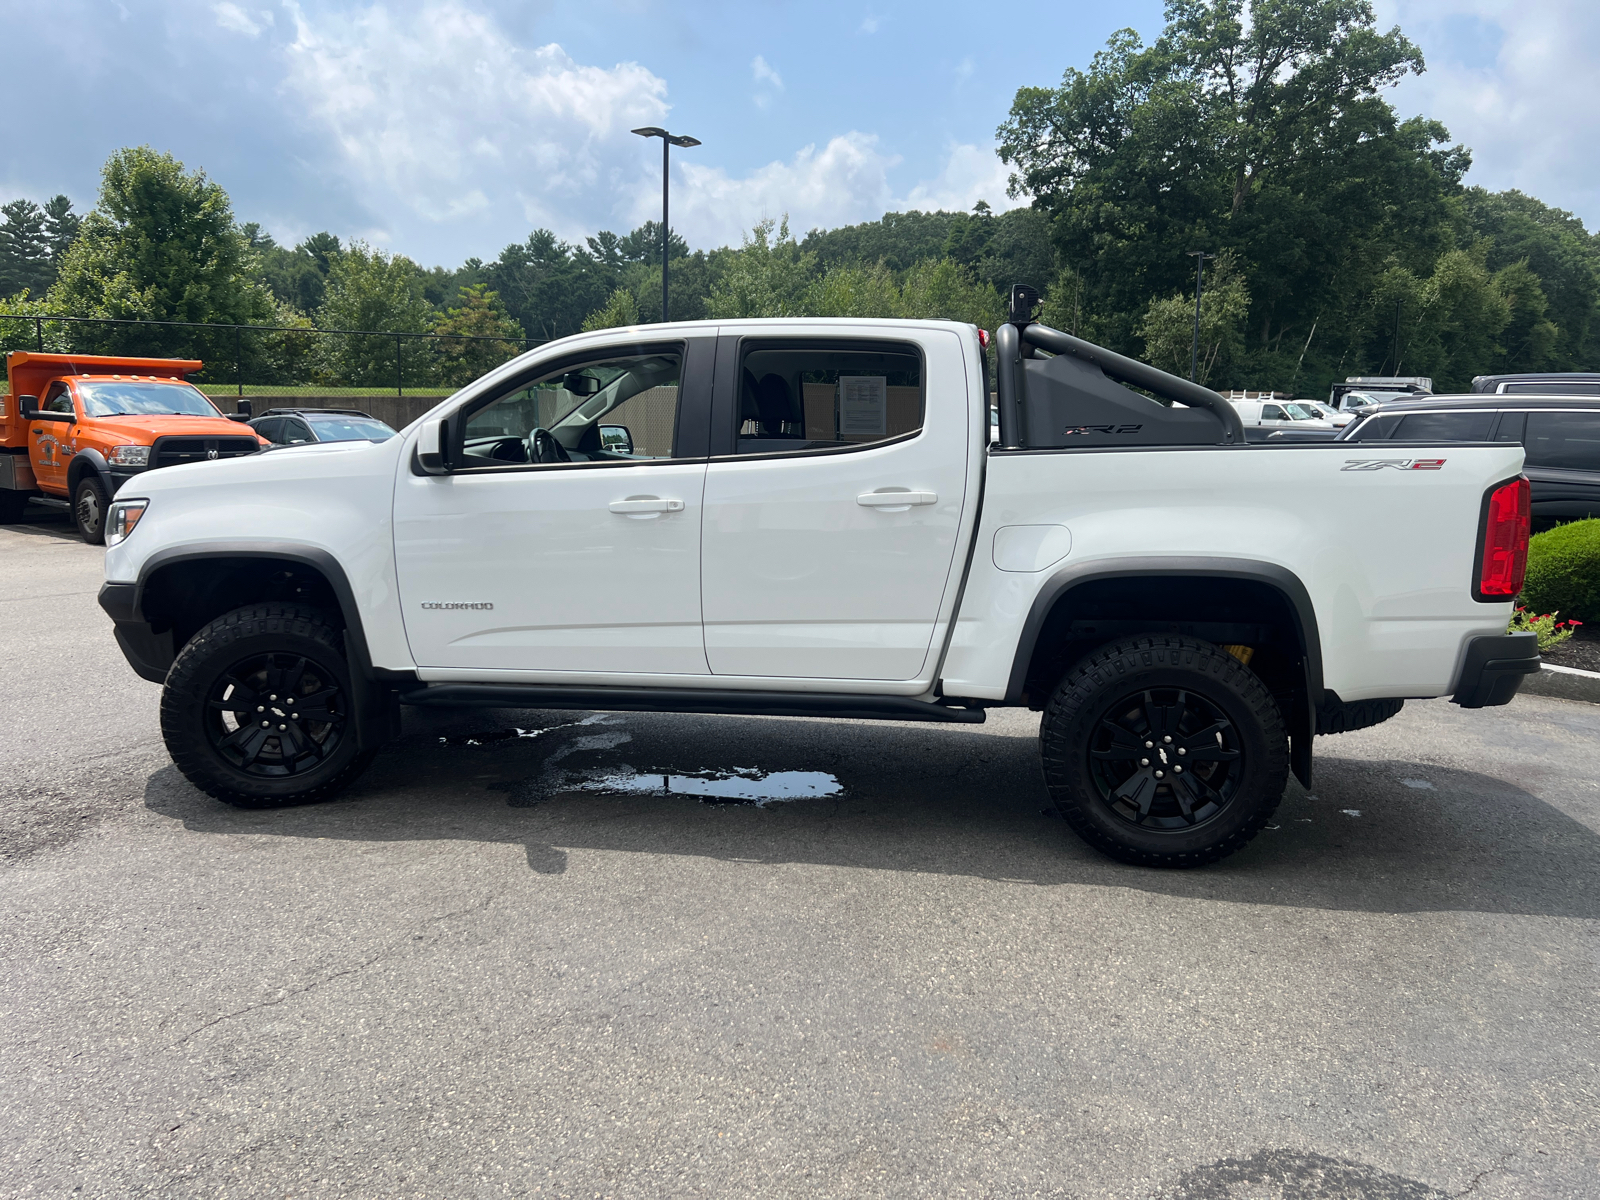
left=433, top=283, right=526, bottom=385
left=248, top=228, right=342, bottom=315
left=315, top=241, right=435, bottom=386
left=42, top=194, right=81, bottom=267
left=706, top=217, right=816, bottom=318
left=581, top=287, right=642, bottom=332
left=0, top=199, right=50, bottom=299
left=997, top=1, right=1469, bottom=393
left=1138, top=254, right=1251, bottom=383
left=50, top=147, right=273, bottom=359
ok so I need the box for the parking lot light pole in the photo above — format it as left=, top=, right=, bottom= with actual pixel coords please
left=631, top=127, right=701, bottom=323
left=1188, top=250, right=1216, bottom=382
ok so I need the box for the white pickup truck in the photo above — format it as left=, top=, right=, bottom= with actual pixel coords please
left=98, top=303, right=1540, bottom=866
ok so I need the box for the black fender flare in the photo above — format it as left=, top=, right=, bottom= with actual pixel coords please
left=1005, top=556, right=1323, bottom=786
left=131, top=542, right=395, bottom=748
left=67, top=449, right=117, bottom=500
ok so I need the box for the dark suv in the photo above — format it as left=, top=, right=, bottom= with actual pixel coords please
left=1471, top=373, right=1600, bottom=396
left=1339, top=395, right=1600, bottom=526
left=248, top=408, right=396, bottom=446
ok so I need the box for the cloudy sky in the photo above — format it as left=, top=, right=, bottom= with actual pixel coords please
left=1, top=0, right=1595, bottom=266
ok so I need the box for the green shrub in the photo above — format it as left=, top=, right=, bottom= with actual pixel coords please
left=1521, top=518, right=1600, bottom=625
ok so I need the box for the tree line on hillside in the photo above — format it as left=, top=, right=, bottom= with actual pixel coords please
left=3, top=0, right=1599, bottom=398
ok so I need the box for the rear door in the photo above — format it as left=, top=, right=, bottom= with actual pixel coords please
left=698, top=327, right=975, bottom=682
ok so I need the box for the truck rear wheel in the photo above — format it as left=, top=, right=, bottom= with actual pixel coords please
left=1040, top=636, right=1289, bottom=868
left=74, top=476, right=108, bottom=544
left=160, top=604, right=377, bottom=808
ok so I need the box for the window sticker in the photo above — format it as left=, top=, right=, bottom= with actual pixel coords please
left=838, top=375, right=887, bottom=436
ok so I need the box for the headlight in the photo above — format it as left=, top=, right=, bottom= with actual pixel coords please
left=107, top=445, right=151, bottom=467
left=105, top=500, right=148, bottom=547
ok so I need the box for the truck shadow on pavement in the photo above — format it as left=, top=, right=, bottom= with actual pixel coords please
left=141, top=704, right=1600, bottom=920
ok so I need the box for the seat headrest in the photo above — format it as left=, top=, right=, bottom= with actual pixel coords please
left=755, top=374, right=799, bottom=434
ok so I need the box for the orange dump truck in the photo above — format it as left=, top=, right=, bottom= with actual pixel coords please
left=0, top=352, right=264, bottom=543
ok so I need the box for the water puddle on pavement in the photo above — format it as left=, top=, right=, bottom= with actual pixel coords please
left=572, top=766, right=841, bottom=808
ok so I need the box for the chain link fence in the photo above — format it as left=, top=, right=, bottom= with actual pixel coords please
left=1, top=313, right=547, bottom=428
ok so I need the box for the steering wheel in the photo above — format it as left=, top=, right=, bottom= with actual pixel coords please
left=528, top=427, right=571, bottom=464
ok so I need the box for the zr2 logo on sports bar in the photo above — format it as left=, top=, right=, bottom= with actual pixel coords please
left=1341, top=458, right=1446, bottom=472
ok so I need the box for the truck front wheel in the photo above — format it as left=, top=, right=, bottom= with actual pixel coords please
left=74, top=476, right=109, bottom=544
left=160, top=604, right=377, bottom=808
left=1040, top=636, right=1289, bottom=868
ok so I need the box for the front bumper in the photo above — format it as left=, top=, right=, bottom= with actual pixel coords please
left=99, top=581, right=173, bottom=684
left=1451, top=631, right=1540, bottom=708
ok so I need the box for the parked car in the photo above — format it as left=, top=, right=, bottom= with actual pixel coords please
left=1, top=352, right=264, bottom=543
left=99, top=310, right=1537, bottom=867
left=1300, top=401, right=1354, bottom=428
left=1330, top=376, right=1432, bottom=413
left=1230, top=398, right=1336, bottom=441
left=249, top=408, right=396, bottom=446
left=1339, top=394, right=1600, bottom=527
left=1470, top=372, right=1600, bottom=396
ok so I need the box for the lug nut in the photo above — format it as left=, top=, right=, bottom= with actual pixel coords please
left=1163, top=735, right=1172, bottom=743
left=1174, top=766, right=1183, bottom=774
left=270, top=694, right=277, bottom=701
left=286, top=698, right=294, bottom=705
left=279, top=724, right=287, bottom=731
left=1140, top=758, right=1149, bottom=766
left=1155, top=770, right=1165, bottom=779
left=261, top=721, right=270, bottom=728
left=1145, top=740, right=1154, bottom=748
left=1177, top=747, right=1186, bottom=755
left=257, top=706, right=264, bottom=712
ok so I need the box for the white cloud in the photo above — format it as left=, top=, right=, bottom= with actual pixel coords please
left=213, top=1, right=272, bottom=36
left=899, top=143, right=1019, bottom=216
left=280, top=0, right=668, bottom=225
left=751, top=55, right=783, bottom=90
left=1377, top=0, right=1600, bottom=224
left=655, top=136, right=1017, bottom=248
left=859, top=15, right=881, bottom=34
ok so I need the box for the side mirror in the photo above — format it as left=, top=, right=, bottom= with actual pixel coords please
left=18, top=395, right=40, bottom=418
left=599, top=424, right=634, bottom=454
left=415, top=416, right=450, bottom=475
left=236, top=399, right=253, bottom=418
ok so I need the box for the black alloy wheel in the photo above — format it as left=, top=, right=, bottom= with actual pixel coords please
left=1041, top=636, right=1289, bottom=867
left=161, top=604, right=378, bottom=807
left=205, top=652, right=348, bottom=777
left=1088, top=687, right=1243, bottom=831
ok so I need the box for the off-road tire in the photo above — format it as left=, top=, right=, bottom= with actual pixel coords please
left=160, top=604, right=376, bottom=808
left=74, top=476, right=109, bottom=544
left=0, top=489, right=29, bottom=523
left=1040, top=636, right=1289, bottom=868
left=1315, top=695, right=1404, bottom=735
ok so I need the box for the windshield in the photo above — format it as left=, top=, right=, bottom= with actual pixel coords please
left=306, top=414, right=395, bottom=441
left=77, top=380, right=221, bottom=418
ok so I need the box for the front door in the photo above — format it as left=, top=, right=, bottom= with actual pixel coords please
left=28, top=382, right=75, bottom=496
left=393, top=340, right=714, bottom=675
left=699, top=331, right=973, bottom=682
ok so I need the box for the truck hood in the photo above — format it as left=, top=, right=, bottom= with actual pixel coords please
left=91, top=414, right=262, bottom=442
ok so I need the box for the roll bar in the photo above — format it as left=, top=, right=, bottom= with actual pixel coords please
left=993, top=309, right=1246, bottom=447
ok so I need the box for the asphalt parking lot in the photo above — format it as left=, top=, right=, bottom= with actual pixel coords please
left=2, top=507, right=1598, bottom=1199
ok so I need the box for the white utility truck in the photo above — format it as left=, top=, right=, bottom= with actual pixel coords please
left=99, top=297, right=1539, bottom=866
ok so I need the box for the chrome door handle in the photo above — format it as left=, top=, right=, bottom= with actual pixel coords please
left=857, top=490, right=937, bottom=508
left=609, top=497, right=683, bottom=514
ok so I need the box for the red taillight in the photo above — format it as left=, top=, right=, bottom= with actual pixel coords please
left=977, top=328, right=990, bottom=350
left=1477, top=477, right=1530, bottom=598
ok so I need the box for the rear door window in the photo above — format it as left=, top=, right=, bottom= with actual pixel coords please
left=1343, top=414, right=1399, bottom=441
left=1493, top=412, right=1526, bottom=442
left=1390, top=412, right=1494, bottom=441
left=1524, top=411, right=1600, bottom=469
left=726, top=342, right=924, bottom=457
